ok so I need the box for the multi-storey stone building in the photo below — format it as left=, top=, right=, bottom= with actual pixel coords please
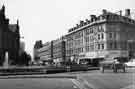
left=65, top=9, right=135, bottom=62
left=34, top=9, right=135, bottom=64
left=52, top=37, right=66, bottom=63
left=37, top=37, right=66, bottom=64
left=37, top=42, right=52, bottom=63
left=0, top=5, right=20, bottom=65
left=33, top=40, right=43, bottom=61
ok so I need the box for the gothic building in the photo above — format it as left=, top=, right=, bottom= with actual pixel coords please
left=0, top=5, right=20, bottom=65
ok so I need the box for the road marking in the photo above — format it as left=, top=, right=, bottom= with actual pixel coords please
left=73, top=85, right=78, bottom=88
left=70, top=79, right=95, bottom=89
left=70, top=79, right=85, bottom=89
left=77, top=76, right=98, bottom=89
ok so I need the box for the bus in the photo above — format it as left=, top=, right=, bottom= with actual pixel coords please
left=78, top=57, right=104, bottom=67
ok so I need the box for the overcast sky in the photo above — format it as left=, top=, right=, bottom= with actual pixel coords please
left=0, top=0, right=135, bottom=56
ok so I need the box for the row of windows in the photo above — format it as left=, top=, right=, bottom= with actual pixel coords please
left=85, top=43, right=105, bottom=51
left=66, top=39, right=83, bottom=48
left=38, top=52, right=51, bottom=57
left=39, top=41, right=131, bottom=57
left=66, top=36, right=73, bottom=41
left=109, top=42, right=127, bottom=50
left=109, top=42, right=117, bottom=49
left=66, top=48, right=83, bottom=55
left=85, top=45, right=94, bottom=52
left=75, top=31, right=83, bottom=39
left=53, top=46, right=62, bottom=51
left=97, top=44, right=105, bottom=50
left=67, top=42, right=130, bottom=53
left=85, top=43, right=105, bottom=52
left=97, top=33, right=104, bottom=40
left=67, top=32, right=116, bottom=46
left=85, top=36, right=94, bottom=43
left=53, top=54, right=63, bottom=58
left=75, top=39, right=83, bottom=45
left=66, top=42, right=73, bottom=48
left=75, top=48, right=83, bottom=54
left=53, top=49, right=62, bottom=54
left=67, top=41, right=128, bottom=51
left=85, top=25, right=104, bottom=35
left=108, top=32, right=117, bottom=39
left=38, top=48, right=51, bottom=54
left=85, top=33, right=104, bottom=43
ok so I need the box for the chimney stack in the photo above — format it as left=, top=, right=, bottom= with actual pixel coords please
left=90, top=15, right=97, bottom=22
left=125, top=9, right=130, bottom=17
left=76, top=24, right=79, bottom=28
left=80, top=20, right=84, bottom=26
left=102, top=9, right=107, bottom=14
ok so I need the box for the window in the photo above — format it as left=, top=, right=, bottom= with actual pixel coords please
left=81, top=48, right=83, bottom=52
left=98, top=25, right=104, bottom=32
left=85, top=47, right=87, bottom=52
left=114, top=42, right=117, bottom=49
left=98, top=44, right=100, bottom=49
left=101, top=33, right=104, bottom=39
left=88, top=46, right=90, bottom=51
left=85, top=37, right=89, bottom=43
left=114, top=32, right=116, bottom=39
left=110, top=43, right=113, bottom=49
left=102, top=44, right=104, bottom=49
left=85, top=28, right=90, bottom=35
left=91, top=45, right=94, bottom=51
left=98, top=34, right=100, bottom=40
left=109, top=32, right=113, bottom=38
left=86, top=46, right=89, bottom=52
left=90, top=28, right=93, bottom=33
left=101, top=25, right=104, bottom=32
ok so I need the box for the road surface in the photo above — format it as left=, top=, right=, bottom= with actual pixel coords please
left=0, top=78, right=80, bottom=89
left=77, top=68, right=135, bottom=89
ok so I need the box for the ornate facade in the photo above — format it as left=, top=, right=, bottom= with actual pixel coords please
left=65, top=9, right=135, bottom=61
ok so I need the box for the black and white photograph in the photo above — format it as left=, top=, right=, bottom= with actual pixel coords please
left=0, top=0, right=134, bottom=89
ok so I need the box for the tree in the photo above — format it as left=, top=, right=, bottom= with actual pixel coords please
left=18, top=51, right=31, bottom=66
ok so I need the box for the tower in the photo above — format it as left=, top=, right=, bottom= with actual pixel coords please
left=1, top=5, right=5, bottom=14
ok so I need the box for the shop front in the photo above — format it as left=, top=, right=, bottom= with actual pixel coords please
left=105, top=50, right=128, bottom=60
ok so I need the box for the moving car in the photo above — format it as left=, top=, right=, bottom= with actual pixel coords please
left=125, top=59, right=135, bottom=67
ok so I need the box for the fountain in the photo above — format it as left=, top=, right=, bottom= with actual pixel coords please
left=3, top=52, right=9, bottom=68
left=1, top=51, right=43, bottom=74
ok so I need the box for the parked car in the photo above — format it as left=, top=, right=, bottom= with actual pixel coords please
left=100, top=60, right=126, bottom=73
left=125, top=59, right=135, bottom=67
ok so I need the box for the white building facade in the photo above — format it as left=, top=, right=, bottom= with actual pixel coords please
left=65, top=9, right=135, bottom=62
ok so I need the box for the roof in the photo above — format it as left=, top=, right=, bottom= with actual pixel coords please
left=66, top=11, right=135, bottom=36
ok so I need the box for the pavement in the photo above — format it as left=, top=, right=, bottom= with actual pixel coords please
left=0, top=74, right=77, bottom=79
